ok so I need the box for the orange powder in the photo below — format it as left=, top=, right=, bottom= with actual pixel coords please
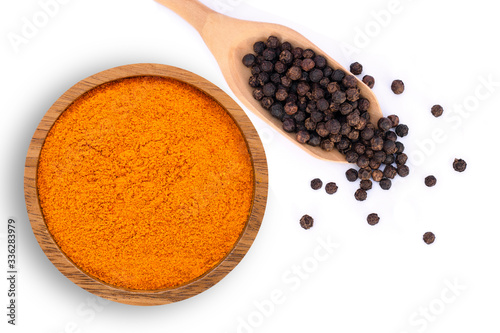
left=37, top=76, right=254, bottom=290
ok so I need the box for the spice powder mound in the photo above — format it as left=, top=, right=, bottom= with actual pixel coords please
left=37, top=76, right=254, bottom=290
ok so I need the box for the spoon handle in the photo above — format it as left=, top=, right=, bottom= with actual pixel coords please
left=155, top=0, right=217, bottom=35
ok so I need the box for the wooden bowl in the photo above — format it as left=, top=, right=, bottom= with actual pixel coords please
left=24, top=63, right=268, bottom=306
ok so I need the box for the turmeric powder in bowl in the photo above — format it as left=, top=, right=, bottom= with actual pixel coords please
left=37, top=76, right=254, bottom=290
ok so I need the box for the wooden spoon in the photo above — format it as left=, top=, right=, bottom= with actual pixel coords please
left=155, top=0, right=383, bottom=162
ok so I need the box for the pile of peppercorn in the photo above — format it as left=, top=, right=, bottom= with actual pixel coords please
left=243, top=36, right=410, bottom=200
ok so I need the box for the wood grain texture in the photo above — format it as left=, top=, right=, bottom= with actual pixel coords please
left=24, top=63, right=268, bottom=306
left=156, top=0, right=383, bottom=162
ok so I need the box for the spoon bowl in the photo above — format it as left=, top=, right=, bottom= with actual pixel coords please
left=155, top=0, right=383, bottom=162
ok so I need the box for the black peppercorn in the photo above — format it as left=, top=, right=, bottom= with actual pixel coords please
left=431, top=104, right=444, bottom=117
left=342, top=75, right=357, bottom=88
left=453, top=158, right=467, bottom=172
left=362, top=75, right=375, bottom=88
left=325, top=182, right=338, bottom=194
left=331, top=69, right=345, bottom=82
left=270, top=103, right=284, bottom=120
left=383, top=165, right=397, bottom=179
left=252, top=88, right=264, bottom=101
left=354, top=188, right=367, bottom=201
left=281, top=41, right=292, bottom=51
left=287, top=66, right=302, bottom=80
left=356, top=154, right=370, bottom=169
left=358, top=98, right=370, bottom=111
left=384, top=131, right=397, bottom=142
left=314, top=55, right=327, bottom=69
left=377, top=117, right=392, bottom=132
left=284, top=101, right=298, bottom=115
left=350, top=62, right=363, bottom=75
left=242, top=54, right=256, bottom=67
left=387, top=114, right=399, bottom=127
left=310, top=111, right=324, bottom=123
left=300, top=214, right=314, bottom=230
left=310, top=178, right=323, bottom=190
left=379, top=178, right=392, bottom=190
left=346, top=151, right=359, bottom=163
left=361, top=127, right=375, bottom=141
left=275, top=87, right=288, bottom=102
left=253, top=41, right=266, bottom=54
left=294, top=111, right=307, bottom=122
left=372, top=170, right=383, bottom=182
left=346, top=168, right=358, bottom=182
left=325, top=119, right=341, bottom=134
left=383, top=140, right=398, bottom=155
left=257, top=72, right=269, bottom=86
left=301, top=58, right=315, bottom=71
left=370, top=136, right=384, bottom=151
left=316, top=122, right=330, bottom=138
left=316, top=98, right=329, bottom=112
left=296, top=130, right=310, bottom=144
left=261, top=97, right=274, bottom=110
left=303, top=49, right=315, bottom=59
left=282, top=118, right=296, bottom=133
left=395, top=124, right=409, bottom=137
left=423, top=232, right=435, bottom=244
left=309, top=68, right=324, bottom=82
left=262, top=82, right=276, bottom=97
left=358, top=168, right=372, bottom=180
left=367, top=213, right=379, bottom=226
left=321, top=139, right=335, bottom=151
left=262, top=48, right=276, bottom=61
left=307, top=134, right=321, bottom=147
left=391, top=79, right=405, bottom=94
left=397, top=165, right=410, bottom=177
left=332, top=90, right=347, bottom=104
left=292, top=47, right=303, bottom=59
left=266, top=36, right=280, bottom=48
left=360, top=179, right=373, bottom=191
left=424, top=175, right=437, bottom=187
left=249, top=75, right=260, bottom=88
left=395, top=153, right=408, bottom=165
left=346, top=88, right=360, bottom=102
left=395, top=141, right=405, bottom=154
left=279, top=50, right=293, bottom=64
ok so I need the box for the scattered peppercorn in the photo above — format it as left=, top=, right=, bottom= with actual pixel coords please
left=242, top=54, right=255, bottom=67
left=360, top=179, right=372, bottom=190
left=310, top=178, right=323, bottom=190
left=379, top=178, right=392, bottom=190
left=423, top=232, right=435, bottom=244
left=325, top=182, right=338, bottom=194
left=453, top=158, right=467, bottom=172
left=424, top=175, right=437, bottom=187
left=300, top=214, right=314, bottom=230
left=362, top=75, right=375, bottom=88
left=346, top=168, right=358, bottom=182
left=431, top=104, right=444, bottom=117
left=350, top=62, right=363, bottom=75
left=367, top=213, right=380, bottom=226
left=354, top=188, right=367, bottom=201
left=391, top=79, right=405, bottom=94
left=395, top=124, right=409, bottom=137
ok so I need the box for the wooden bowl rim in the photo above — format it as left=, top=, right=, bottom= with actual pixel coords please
left=24, top=63, right=268, bottom=306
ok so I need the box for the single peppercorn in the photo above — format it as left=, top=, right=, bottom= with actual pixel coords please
left=301, top=58, right=315, bottom=71
left=372, top=170, right=384, bottom=182
left=314, top=55, right=327, bottom=69
left=423, top=232, right=435, bottom=244
left=397, top=165, right=410, bottom=177
left=379, top=178, right=392, bottom=190
left=310, top=178, right=323, bottom=190
left=282, top=118, right=296, bottom=133
left=303, top=49, right=315, bottom=59
left=424, top=175, right=437, bottom=187
left=395, top=124, right=409, bottom=137
left=362, top=75, right=375, bottom=88
left=367, top=213, right=379, bottom=226
left=391, top=79, right=405, bottom=94
left=296, top=130, right=310, bottom=144
left=360, top=179, right=373, bottom=191
left=383, top=165, right=397, bottom=179
left=342, top=75, right=357, bottom=88
left=395, top=153, right=408, bottom=165
left=331, top=69, right=345, bottom=82
left=358, top=168, right=372, bottom=181
left=346, top=168, right=358, bottom=182
left=300, top=214, right=314, bottom=230
left=354, top=188, right=368, bottom=201
left=321, top=139, right=335, bottom=151
left=387, top=114, right=399, bottom=127
left=453, top=158, right=467, bottom=172
left=287, top=66, right=302, bottom=80
left=350, top=62, right=363, bottom=75
left=253, top=41, right=265, bottom=54
left=383, top=140, right=398, bottom=154
left=378, top=117, right=392, bottom=132
left=325, top=182, right=338, bottom=194
left=242, top=54, right=256, bottom=67
left=431, top=104, right=444, bottom=117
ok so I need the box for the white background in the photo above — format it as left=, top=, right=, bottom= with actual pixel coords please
left=1, top=0, right=500, bottom=332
